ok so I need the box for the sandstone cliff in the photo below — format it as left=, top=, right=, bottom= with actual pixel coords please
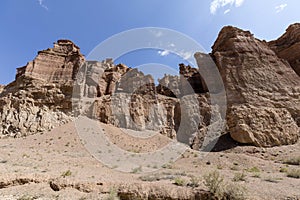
left=73, top=62, right=216, bottom=148
left=212, top=26, right=300, bottom=147
left=0, top=40, right=84, bottom=137
left=0, top=24, right=299, bottom=148
left=269, top=23, right=300, bottom=76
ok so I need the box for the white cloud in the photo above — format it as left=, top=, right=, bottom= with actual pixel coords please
left=210, top=0, right=244, bottom=14
left=158, top=50, right=170, bottom=57
left=37, top=0, right=48, bottom=10
left=178, top=51, right=193, bottom=60
left=275, top=4, right=287, bottom=13
left=224, top=9, right=231, bottom=14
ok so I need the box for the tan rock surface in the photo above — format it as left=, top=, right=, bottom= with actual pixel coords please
left=0, top=85, right=4, bottom=94
left=269, top=23, right=300, bottom=76
left=212, top=26, right=300, bottom=147
left=0, top=40, right=84, bottom=137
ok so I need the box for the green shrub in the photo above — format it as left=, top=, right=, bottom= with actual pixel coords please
left=204, top=170, right=224, bottom=198
left=174, top=177, right=186, bottom=186
left=246, top=167, right=260, bottom=173
left=204, top=170, right=248, bottom=199
left=61, top=170, right=72, bottom=178
left=279, top=167, right=288, bottom=173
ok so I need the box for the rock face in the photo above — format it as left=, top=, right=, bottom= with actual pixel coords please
left=0, top=40, right=84, bottom=137
left=16, top=40, right=84, bottom=82
left=0, top=85, right=4, bottom=94
left=74, top=62, right=216, bottom=146
left=1, top=24, right=299, bottom=148
left=212, top=26, right=300, bottom=147
left=269, top=23, right=300, bottom=76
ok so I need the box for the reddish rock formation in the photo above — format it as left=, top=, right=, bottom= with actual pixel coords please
left=212, top=26, right=300, bottom=147
left=16, top=39, right=85, bottom=83
left=0, top=40, right=84, bottom=137
left=1, top=24, right=299, bottom=149
left=269, top=23, right=300, bottom=76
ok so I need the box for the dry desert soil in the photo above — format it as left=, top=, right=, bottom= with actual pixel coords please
left=0, top=120, right=299, bottom=200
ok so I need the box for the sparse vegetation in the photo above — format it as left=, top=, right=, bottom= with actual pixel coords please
left=224, top=184, right=247, bottom=200
left=174, top=177, right=186, bottom=186
left=204, top=170, right=224, bottom=198
left=204, top=170, right=247, bottom=199
left=247, top=166, right=260, bottom=173
left=252, top=173, right=261, bottom=178
left=139, top=172, right=175, bottom=182
left=286, top=169, right=300, bottom=179
left=283, top=157, right=300, bottom=166
left=233, top=172, right=247, bottom=182
left=187, top=176, right=200, bottom=188
left=61, top=170, right=72, bottom=178
left=105, top=188, right=120, bottom=200
left=162, top=163, right=173, bottom=169
left=264, top=177, right=282, bottom=183
left=17, top=195, right=38, bottom=200
left=131, top=166, right=142, bottom=173
left=279, top=167, right=288, bottom=173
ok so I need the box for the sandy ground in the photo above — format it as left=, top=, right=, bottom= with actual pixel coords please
left=0, top=120, right=299, bottom=200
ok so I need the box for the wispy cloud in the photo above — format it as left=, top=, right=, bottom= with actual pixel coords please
left=275, top=3, right=287, bottom=13
left=150, top=30, right=163, bottom=38
left=224, top=9, right=231, bottom=14
left=37, top=0, right=48, bottom=11
left=210, top=0, right=245, bottom=14
left=178, top=51, right=193, bottom=60
left=158, top=50, right=170, bottom=56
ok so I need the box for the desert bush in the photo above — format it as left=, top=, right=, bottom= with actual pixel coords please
left=204, top=170, right=248, bottom=199
left=287, top=169, right=300, bottom=179
left=223, top=184, right=247, bottom=200
left=204, top=170, right=225, bottom=198
left=105, top=188, right=120, bottom=200
left=233, top=172, right=247, bottom=182
left=279, top=167, right=288, bottom=173
left=283, top=156, right=300, bottom=166
left=61, top=170, right=72, bottom=178
left=246, top=167, right=260, bottom=173
left=187, top=176, right=200, bottom=188
left=174, top=177, right=186, bottom=186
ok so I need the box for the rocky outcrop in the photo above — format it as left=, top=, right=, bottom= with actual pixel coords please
left=0, top=40, right=84, bottom=137
left=212, top=26, right=300, bottom=147
left=269, top=23, right=300, bottom=76
left=16, top=40, right=84, bottom=83
left=1, top=24, right=299, bottom=148
left=75, top=63, right=217, bottom=146
left=0, top=85, right=4, bottom=94
left=157, top=64, right=208, bottom=97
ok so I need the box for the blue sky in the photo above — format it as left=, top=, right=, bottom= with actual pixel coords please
left=0, top=0, right=299, bottom=84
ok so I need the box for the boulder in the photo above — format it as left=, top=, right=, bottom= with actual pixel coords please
left=212, top=26, right=300, bottom=147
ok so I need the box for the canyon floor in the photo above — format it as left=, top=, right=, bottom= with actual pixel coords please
left=0, top=121, right=299, bottom=200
